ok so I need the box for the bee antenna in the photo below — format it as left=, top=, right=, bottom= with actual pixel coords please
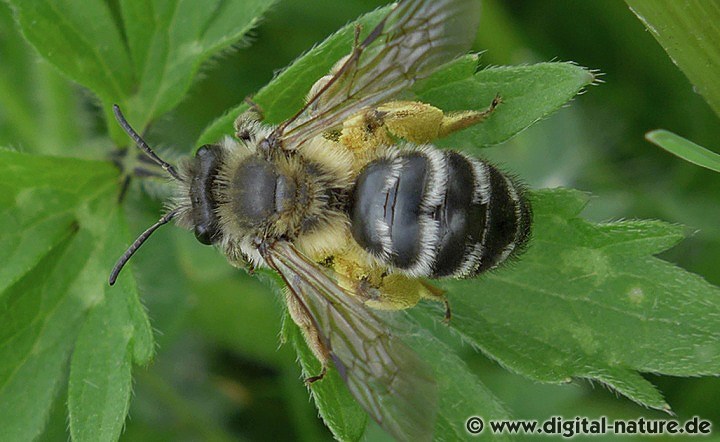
left=112, top=104, right=182, bottom=181
left=109, top=209, right=179, bottom=285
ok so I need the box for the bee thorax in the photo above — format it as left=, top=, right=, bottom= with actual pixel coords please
left=224, top=157, right=298, bottom=226
left=211, top=140, right=352, bottom=256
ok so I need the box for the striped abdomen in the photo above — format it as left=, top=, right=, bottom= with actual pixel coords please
left=349, top=147, right=531, bottom=278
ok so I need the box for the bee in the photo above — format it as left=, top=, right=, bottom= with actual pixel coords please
left=109, top=0, right=531, bottom=440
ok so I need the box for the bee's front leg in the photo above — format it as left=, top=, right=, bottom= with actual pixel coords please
left=222, top=238, right=257, bottom=275
left=234, top=98, right=265, bottom=142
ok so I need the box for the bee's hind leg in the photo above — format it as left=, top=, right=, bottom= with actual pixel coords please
left=443, top=298, right=452, bottom=323
left=437, top=93, right=502, bottom=138
left=419, top=280, right=451, bottom=323
left=366, top=94, right=504, bottom=145
left=354, top=273, right=423, bottom=311
left=353, top=272, right=450, bottom=320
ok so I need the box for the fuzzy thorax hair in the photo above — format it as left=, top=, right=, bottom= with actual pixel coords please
left=172, top=133, right=355, bottom=268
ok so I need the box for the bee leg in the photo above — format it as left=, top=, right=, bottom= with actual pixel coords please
left=284, top=286, right=332, bottom=384
left=358, top=101, right=445, bottom=145
left=223, top=240, right=257, bottom=274
left=355, top=277, right=384, bottom=302
left=442, top=298, right=452, bottom=324
left=419, top=280, right=451, bottom=323
left=304, top=365, right=327, bottom=385
left=354, top=273, right=429, bottom=311
left=333, top=252, right=429, bottom=311
left=234, top=101, right=264, bottom=142
left=437, top=93, right=503, bottom=138
left=346, top=95, right=503, bottom=149
left=244, top=96, right=264, bottom=118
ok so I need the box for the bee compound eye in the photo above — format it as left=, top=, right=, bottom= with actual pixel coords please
left=194, top=223, right=218, bottom=245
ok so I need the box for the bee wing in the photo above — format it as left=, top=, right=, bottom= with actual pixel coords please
left=263, top=241, right=438, bottom=442
left=275, top=0, right=480, bottom=150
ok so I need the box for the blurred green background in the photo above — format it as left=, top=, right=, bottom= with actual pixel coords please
left=2, top=0, right=719, bottom=440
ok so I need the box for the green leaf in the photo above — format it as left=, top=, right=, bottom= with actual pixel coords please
left=403, top=316, right=512, bottom=440
left=0, top=3, right=86, bottom=155
left=189, top=270, right=291, bottom=367
left=0, top=150, right=153, bottom=440
left=68, top=263, right=154, bottom=442
left=6, top=0, right=276, bottom=142
left=6, top=0, right=134, bottom=107
left=0, top=2, right=87, bottom=155
left=5, top=0, right=132, bottom=144
left=119, top=0, right=278, bottom=130
left=0, top=232, right=83, bottom=442
left=625, top=0, right=720, bottom=117
left=0, top=149, right=114, bottom=295
left=443, top=188, right=720, bottom=410
left=284, top=313, right=368, bottom=442
left=0, top=207, right=76, bottom=295
left=645, top=129, right=720, bottom=173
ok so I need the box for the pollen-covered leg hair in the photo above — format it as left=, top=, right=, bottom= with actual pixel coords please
left=437, top=94, right=502, bottom=138
left=349, top=269, right=448, bottom=312
left=360, top=276, right=424, bottom=310
left=375, top=101, right=445, bottom=144
left=353, top=96, right=503, bottom=146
